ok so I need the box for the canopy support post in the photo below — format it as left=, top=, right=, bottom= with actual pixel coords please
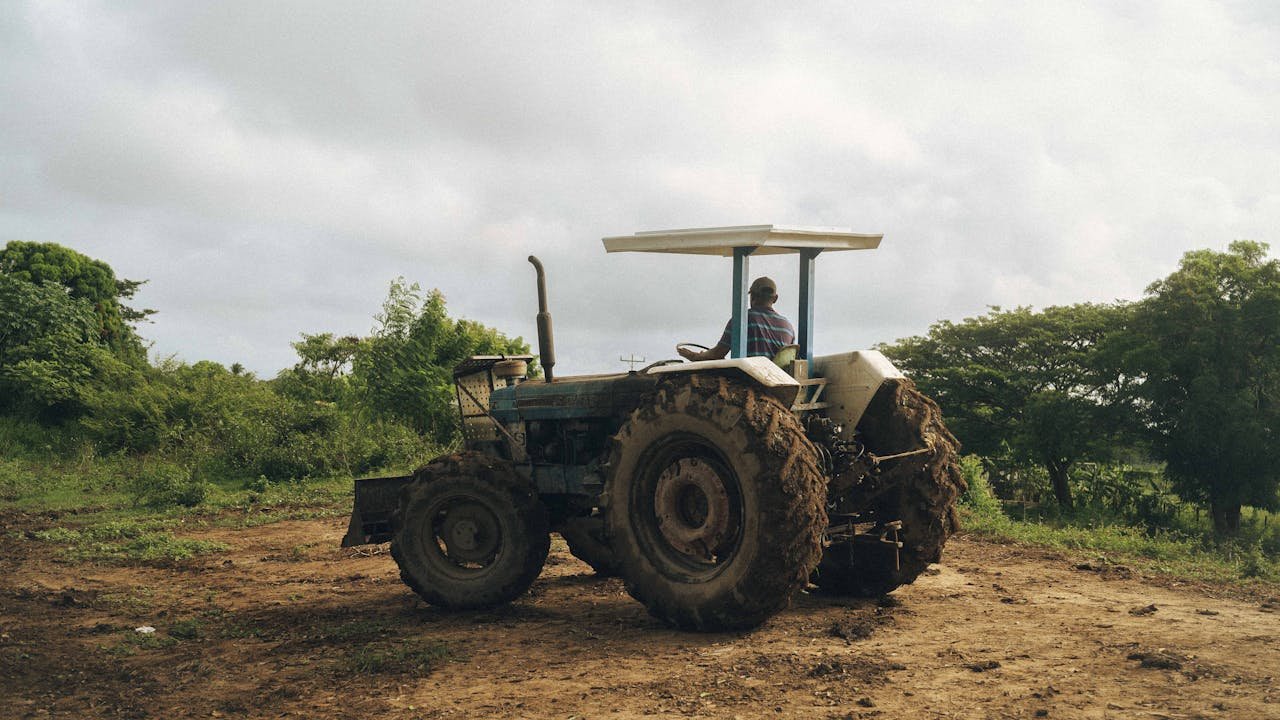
left=798, top=248, right=821, bottom=360
left=731, top=246, right=754, bottom=358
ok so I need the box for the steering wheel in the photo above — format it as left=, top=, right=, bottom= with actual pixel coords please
left=674, top=342, right=710, bottom=364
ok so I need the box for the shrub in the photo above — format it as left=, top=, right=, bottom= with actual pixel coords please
left=958, top=455, right=1004, bottom=521
left=126, top=460, right=210, bottom=508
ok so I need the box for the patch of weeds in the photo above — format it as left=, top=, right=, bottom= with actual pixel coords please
left=289, top=541, right=323, bottom=560
left=1238, top=544, right=1274, bottom=580
left=31, top=520, right=227, bottom=565
left=344, top=640, right=452, bottom=675
left=227, top=506, right=345, bottom=529
left=102, top=631, right=180, bottom=656
left=169, top=619, right=203, bottom=640
left=97, top=587, right=156, bottom=613
left=32, top=526, right=82, bottom=543
left=216, top=614, right=270, bottom=640
left=0, top=458, right=26, bottom=501
left=322, top=617, right=394, bottom=643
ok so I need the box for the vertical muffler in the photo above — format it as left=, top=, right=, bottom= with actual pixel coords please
left=528, top=256, right=555, bottom=382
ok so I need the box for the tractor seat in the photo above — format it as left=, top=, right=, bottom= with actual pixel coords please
left=771, top=344, right=798, bottom=369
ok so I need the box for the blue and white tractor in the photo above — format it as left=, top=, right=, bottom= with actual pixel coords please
left=343, top=225, right=964, bottom=631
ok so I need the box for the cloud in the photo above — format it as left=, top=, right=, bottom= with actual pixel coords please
left=2, top=0, right=1278, bottom=376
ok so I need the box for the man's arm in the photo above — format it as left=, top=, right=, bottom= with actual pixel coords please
left=677, top=343, right=729, bottom=362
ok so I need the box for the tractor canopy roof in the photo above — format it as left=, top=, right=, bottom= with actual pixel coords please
left=601, top=225, right=883, bottom=361
left=601, top=224, right=881, bottom=256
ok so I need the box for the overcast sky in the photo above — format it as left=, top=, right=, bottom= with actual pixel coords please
left=3, top=1, right=1278, bottom=376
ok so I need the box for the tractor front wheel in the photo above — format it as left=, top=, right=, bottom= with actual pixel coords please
left=606, top=375, right=826, bottom=631
left=391, top=452, right=550, bottom=609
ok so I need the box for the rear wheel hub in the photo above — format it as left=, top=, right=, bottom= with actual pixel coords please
left=653, top=457, right=734, bottom=559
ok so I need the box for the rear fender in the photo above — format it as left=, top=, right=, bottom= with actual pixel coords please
left=808, top=350, right=905, bottom=432
left=647, top=356, right=800, bottom=406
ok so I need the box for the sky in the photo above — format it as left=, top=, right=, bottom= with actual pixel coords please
left=2, top=1, right=1278, bottom=377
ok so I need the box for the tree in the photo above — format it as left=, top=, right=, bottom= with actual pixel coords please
left=0, top=241, right=152, bottom=360
left=354, top=279, right=532, bottom=444
left=274, top=333, right=363, bottom=403
left=882, top=303, right=1135, bottom=509
left=1131, top=241, right=1280, bottom=535
left=0, top=273, right=128, bottom=418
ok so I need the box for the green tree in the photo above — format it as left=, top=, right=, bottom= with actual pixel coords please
left=0, top=241, right=151, bottom=360
left=1132, top=241, right=1280, bottom=535
left=354, top=279, right=531, bottom=445
left=274, top=333, right=363, bottom=403
left=0, top=273, right=130, bottom=418
left=882, top=303, right=1134, bottom=509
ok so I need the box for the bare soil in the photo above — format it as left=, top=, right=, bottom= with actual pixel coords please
left=2, top=515, right=1277, bottom=719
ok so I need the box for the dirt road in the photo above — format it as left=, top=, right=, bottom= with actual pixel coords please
left=2, top=515, right=1277, bottom=719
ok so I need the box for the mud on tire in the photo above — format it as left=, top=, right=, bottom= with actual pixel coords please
left=391, top=452, right=550, bottom=610
left=606, top=375, right=827, bottom=631
left=813, top=378, right=965, bottom=597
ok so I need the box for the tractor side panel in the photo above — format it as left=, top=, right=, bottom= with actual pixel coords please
left=808, top=350, right=905, bottom=434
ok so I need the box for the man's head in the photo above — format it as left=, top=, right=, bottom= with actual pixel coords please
left=749, top=276, right=778, bottom=306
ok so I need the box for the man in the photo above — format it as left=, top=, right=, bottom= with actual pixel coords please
left=677, top=276, right=796, bottom=361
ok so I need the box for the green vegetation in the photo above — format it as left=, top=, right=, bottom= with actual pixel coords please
left=887, top=303, right=1132, bottom=509
left=1, top=242, right=528, bottom=519
left=957, top=457, right=1280, bottom=585
left=0, top=240, right=151, bottom=360
left=1131, top=241, right=1280, bottom=534
left=884, top=242, right=1280, bottom=543
left=1, top=242, right=532, bottom=568
left=101, top=631, right=179, bottom=656
left=345, top=640, right=453, bottom=674
left=30, top=520, right=228, bottom=565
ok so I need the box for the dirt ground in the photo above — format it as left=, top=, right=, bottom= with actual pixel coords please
left=2, top=514, right=1278, bottom=720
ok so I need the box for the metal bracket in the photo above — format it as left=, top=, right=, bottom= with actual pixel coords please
left=879, top=520, right=904, bottom=572
left=868, top=442, right=934, bottom=466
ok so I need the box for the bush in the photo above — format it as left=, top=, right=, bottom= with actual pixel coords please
left=126, top=460, right=210, bottom=508
left=958, top=455, right=1004, bottom=521
left=0, top=415, right=90, bottom=458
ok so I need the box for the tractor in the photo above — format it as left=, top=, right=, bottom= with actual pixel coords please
left=342, top=225, right=964, bottom=631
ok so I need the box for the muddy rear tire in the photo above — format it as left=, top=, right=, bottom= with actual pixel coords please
left=812, top=378, right=965, bottom=597
left=606, top=375, right=826, bottom=631
left=391, top=452, right=550, bottom=609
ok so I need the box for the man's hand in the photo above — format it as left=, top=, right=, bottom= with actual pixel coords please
left=676, top=344, right=728, bottom=362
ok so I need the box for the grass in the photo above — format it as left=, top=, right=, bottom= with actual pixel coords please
left=344, top=640, right=453, bottom=674
left=101, top=630, right=181, bottom=656
left=3, top=452, right=358, bottom=566
left=168, top=618, right=204, bottom=640
left=30, top=520, right=228, bottom=565
left=958, top=462, right=1280, bottom=587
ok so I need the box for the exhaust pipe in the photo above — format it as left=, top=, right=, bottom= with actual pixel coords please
left=527, top=256, right=555, bottom=383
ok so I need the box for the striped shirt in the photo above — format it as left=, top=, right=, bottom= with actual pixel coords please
left=717, top=308, right=796, bottom=358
